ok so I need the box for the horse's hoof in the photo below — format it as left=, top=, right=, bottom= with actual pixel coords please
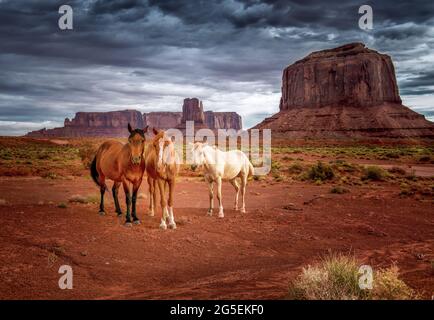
left=148, top=212, right=155, bottom=217
left=207, top=210, right=213, bottom=217
left=241, top=209, right=246, bottom=214
left=116, top=212, right=122, bottom=217
left=168, top=223, right=177, bottom=229
left=218, top=213, right=224, bottom=218
left=124, top=222, right=132, bottom=227
left=133, top=220, right=141, bottom=225
left=99, top=211, right=106, bottom=216
left=234, top=207, right=239, bottom=211
left=159, top=223, right=167, bottom=230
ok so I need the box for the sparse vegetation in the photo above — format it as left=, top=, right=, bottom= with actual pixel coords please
left=362, top=166, right=387, bottom=181
left=305, top=161, right=335, bottom=182
left=387, top=166, right=406, bottom=175
left=78, top=142, right=98, bottom=169
left=288, top=253, right=416, bottom=300
left=330, top=186, right=350, bottom=194
left=57, top=202, right=68, bottom=209
left=0, top=137, right=85, bottom=177
left=288, top=162, right=304, bottom=174
left=68, top=194, right=99, bottom=204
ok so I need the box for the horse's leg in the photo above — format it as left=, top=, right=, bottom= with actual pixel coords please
left=122, top=180, right=132, bottom=226
left=229, top=178, right=240, bottom=211
left=112, top=181, right=122, bottom=216
left=131, top=180, right=141, bottom=225
left=157, top=179, right=168, bottom=230
left=167, top=179, right=176, bottom=229
left=207, top=178, right=214, bottom=216
left=98, top=175, right=106, bottom=216
left=216, top=177, right=224, bottom=218
left=152, top=178, right=158, bottom=217
left=240, top=174, right=248, bottom=213
left=147, top=176, right=155, bottom=216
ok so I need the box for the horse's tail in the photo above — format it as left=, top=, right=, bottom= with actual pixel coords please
left=90, top=156, right=100, bottom=187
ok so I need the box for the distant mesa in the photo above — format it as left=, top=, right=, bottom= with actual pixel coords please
left=26, top=98, right=242, bottom=138
left=253, top=42, right=434, bottom=138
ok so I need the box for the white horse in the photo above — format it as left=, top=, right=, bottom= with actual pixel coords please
left=190, top=142, right=254, bottom=218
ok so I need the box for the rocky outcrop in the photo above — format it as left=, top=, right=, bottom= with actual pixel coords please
left=254, top=43, right=434, bottom=138
left=205, top=111, right=242, bottom=131
left=26, top=99, right=242, bottom=137
left=181, top=98, right=206, bottom=124
left=143, top=112, right=182, bottom=129
left=28, top=110, right=144, bottom=138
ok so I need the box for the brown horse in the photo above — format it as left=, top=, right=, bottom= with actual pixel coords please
left=90, top=124, right=147, bottom=226
left=145, top=128, right=179, bottom=229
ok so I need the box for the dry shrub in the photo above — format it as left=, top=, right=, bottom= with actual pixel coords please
left=330, top=186, right=350, bottom=194
left=78, top=142, right=98, bottom=169
left=288, top=162, right=304, bottom=174
left=362, top=166, right=387, bottom=181
left=288, top=253, right=416, bottom=300
left=304, top=161, right=334, bottom=182
left=69, top=194, right=99, bottom=204
left=371, top=266, right=416, bottom=300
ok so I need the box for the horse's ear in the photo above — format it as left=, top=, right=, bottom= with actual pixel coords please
left=144, top=125, right=149, bottom=133
left=127, top=123, right=133, bottom=133
left=152, top=127, right=159, bottom=135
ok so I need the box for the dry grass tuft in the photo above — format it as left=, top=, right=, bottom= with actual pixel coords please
left=288, top=253, right=417, bottom=300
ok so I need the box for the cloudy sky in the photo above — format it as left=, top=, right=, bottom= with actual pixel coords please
left=0, top=0, right=433, bottom=135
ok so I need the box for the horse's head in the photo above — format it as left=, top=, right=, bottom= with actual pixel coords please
left=127, top=123, right=147, bottom=165
left=152, top=128, right=172, bottom=168
left=190, top=142, right=207, bottom=171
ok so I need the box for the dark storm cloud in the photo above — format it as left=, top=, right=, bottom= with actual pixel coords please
left=0, top=0, right=433, bottom=135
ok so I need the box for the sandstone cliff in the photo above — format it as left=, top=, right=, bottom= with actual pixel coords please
left=254, top=43, right=434, bottom=138
left=205, top=111, right=242, bottom=131
left=29, top=110, right=144, bottom=138
left=26, top=99, right=242, bottom=137
left=143, top=112, right=182, bottom=129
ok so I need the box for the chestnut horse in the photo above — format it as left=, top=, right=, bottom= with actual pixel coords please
left=90, top=124, right=147, bottom=226
left=145, top=128, right=179, bottom=229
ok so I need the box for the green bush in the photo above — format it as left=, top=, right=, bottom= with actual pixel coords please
left=362, top=166, right=386, bottom=181
left=288, top=162, right=304, bottom=174
left=306, top=161, right=335, bottom=182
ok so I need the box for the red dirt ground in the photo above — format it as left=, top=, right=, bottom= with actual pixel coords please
left=0, top=176, right=432, bottom=300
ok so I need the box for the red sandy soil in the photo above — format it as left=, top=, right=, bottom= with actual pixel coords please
left=0, top=176, right=433, bottom=300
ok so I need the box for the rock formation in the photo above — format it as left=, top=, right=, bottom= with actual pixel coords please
left=205, top=111, right=242, bottom=131
left=181, top=98, right=206, bottom=124
left=253, top=43, right=434, bottom=138
left=26, top=99, right=242, bottom=137
left=143, top=112, right=182, bottom=129
left=28, top=110, right=144, bottom=138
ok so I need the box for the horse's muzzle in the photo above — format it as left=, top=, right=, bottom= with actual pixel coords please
left=131, top=156, right=142, bottom=165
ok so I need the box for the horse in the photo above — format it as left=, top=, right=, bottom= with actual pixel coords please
left=144, top=128, right=180, bottom=229
left=190, top=142, right=254, bottom=218
left=90, top=123, right=147, bottom=226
